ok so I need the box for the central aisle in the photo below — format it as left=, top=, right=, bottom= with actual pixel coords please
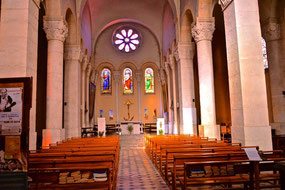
left=117, top=135, right=169, bottom=190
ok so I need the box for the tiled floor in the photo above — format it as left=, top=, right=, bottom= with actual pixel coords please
left=117, top=135, right=169, bottom=190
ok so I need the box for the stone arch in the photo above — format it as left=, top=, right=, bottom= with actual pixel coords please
left=181, top=9, right=194, bottom=43
left=119, top=62, right=138, bottom=73
left=93, top=19, right=161, bottom=59
left=65, top=8, right=76, bottom=45
left=81, top=1, right=92, bottom=55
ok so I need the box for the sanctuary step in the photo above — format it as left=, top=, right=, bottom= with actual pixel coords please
left=119, top=134, right=145, bottom=149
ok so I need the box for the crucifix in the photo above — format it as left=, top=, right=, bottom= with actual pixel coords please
left=124, top=99, right=134, bottom=121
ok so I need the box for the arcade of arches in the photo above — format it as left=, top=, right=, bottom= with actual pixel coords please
left=0, top=0, right=284, bottom=151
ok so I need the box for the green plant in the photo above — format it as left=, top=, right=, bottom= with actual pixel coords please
left=159, top=129, right=163, bottom=135
left=127, top=125, right=133, bottom=134
left=99, top=131, right=104, bottom=137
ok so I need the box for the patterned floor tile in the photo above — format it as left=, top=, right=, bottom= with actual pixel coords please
left=117, top=135, right=169, bottom=190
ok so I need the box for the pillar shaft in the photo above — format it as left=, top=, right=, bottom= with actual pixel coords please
left=81, top=57, right=88, bottom=129
left=192, top=17, right=218, bottom=138
left=221, top=0, right=272, bottom=150
left=165, top=66, right=173, bottom=134
left=175, top=42, right=197, bottom=135
left=263, top=18, right=285, bottom=134
left=85, top=64, right=91, bottom=127
left=64, top=46, right=82, bottom=138
left=136, top=72, right=142, bottom=122
left=169, top=56, right=179, bottom=134
left=43, top=18, right=68, bottom=146
left=114, top=71, right=120, bottom=123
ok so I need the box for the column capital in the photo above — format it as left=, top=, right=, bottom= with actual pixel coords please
left=86, top=63, right=92, bottom=75
left=192, top=18, right=215, bottom=42
left=114, top=70, right=121, bottom=81
left=218, top=0, right=233, bottom=11
left=262, top=18, right=281, bottom=42
left=174, top=42, right=195, bottom=62
left=168, top=55, right=175, bottom=70
left=43, top=17, right=68, bottom=42
left=136, top=71, right=142, bottom=82
left=164, top=63, right=170, bottom=76
left=159, top=69, right=166, bottom=84
left=64, top=45, right=82, bottom=61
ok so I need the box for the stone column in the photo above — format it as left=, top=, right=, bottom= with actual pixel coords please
left=262, top=19, right=285, bottom=134
left=64, top=45, right=82, bottom=138
left=81, top=56, right=88, bottom=129
left=174, top=42, right=197, bottom=135
left=221, top=0, right=272, bottom=150
left=114, top=71, right=120, bottom=123
left=0, top=0, right=40, bottom=150
left=85, top=64, right=91, bottom=127
left=136, top=71, right=142, bottom=122
left=42, top=18, right=68, bottom=147
left=169, top=55, right=179, bottom=134
left=192, top=17, right=218, bottom=138
left=165, top=65, right=173, bottom=134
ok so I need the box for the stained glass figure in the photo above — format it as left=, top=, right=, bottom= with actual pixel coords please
left=123, top=68, right=133, bottom=94
left=101, top=68, right=111, bottom=94
left=113, top=26, right=141, bottom=53
left=145, top=68, right=154, bottom=93
left=262, top=38, right=269, bottom=69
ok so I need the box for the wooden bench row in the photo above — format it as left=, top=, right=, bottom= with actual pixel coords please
left=145, top=135, right=285, bottom=190
left=28, top=136, right=120, bottom=190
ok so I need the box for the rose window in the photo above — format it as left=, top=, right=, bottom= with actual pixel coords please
left=113, top=26, right=141, bottom=53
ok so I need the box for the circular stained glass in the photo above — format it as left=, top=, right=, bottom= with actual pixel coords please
left=112, top=26, right=141, bottom=53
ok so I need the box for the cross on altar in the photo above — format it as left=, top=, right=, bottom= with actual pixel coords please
left=124, top=99, right=134, bottom=121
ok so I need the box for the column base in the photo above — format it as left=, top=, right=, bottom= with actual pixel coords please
left=42, top=128, right=64, bottom=148
left=29, top=131, right=37, bottom=150
left=66, top=127, right=81, bottom=139
left=244, top=126, right=272, bottom=151
left=271, top=122, right=285, bottom=135
left=232, top=125, right=272, bottom=151
left=202, top=124, right=220, bottom=139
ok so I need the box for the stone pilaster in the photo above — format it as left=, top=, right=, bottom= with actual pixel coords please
left=42, top=18, right=68, bottom=147
left=85, top=64, right=92, bottom=127
left=165, top=64, right=173, bottom=134
left=174, top=42, right=197, bottom=135
left=81, top=55, right=89, bottom=129
left=64, top=45, right=82, bottom=139
left=223, top=0, right=272, bottom=150
left=192, top=17, right=218, bottom=139
left=136, top=72, right=142, bottom=122
left=169, top=55, right=179, bottom=134
left=262, top=18, right=285, bottom=134
left=114, top=71, right=121, bottom=123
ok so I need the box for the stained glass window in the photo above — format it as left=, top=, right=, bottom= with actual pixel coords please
left=123, top=68, right=133, bottom=94
left=101, top=68, right=111, bottom=94
left=262, top=38, right=269, bottom=69
left=113, top=26, right=141, bottom=53
left=145, top=68, right=154, bottom=93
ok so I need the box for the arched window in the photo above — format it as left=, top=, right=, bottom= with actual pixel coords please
left=123, top=68, right=133, bottom=94
left=262, top=38, right=269, bottom=69
left=145, top=68, right=154, bottom=93
left=101, top=68, right=111, bottom=94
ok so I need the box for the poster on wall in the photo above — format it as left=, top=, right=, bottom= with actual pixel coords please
left=0, top=87, right=23, bottom=135
left=89, top=82, right=96, bottom=120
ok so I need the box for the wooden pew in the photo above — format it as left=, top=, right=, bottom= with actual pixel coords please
left=29, top=137, right=120, bottom=190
